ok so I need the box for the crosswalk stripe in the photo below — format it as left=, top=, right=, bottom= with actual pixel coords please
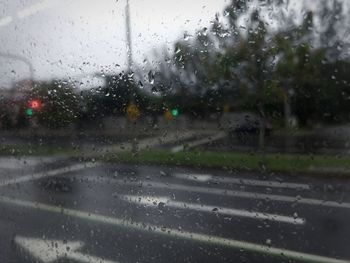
left=120, top=195, right=305, bottom=225
left=0, top=162, right=99, bottom=187
left=0, top=157, right=58, bottom=170
left=114, top=179, right=350, bottom=210
left=173, top=173, right=310, bottom=190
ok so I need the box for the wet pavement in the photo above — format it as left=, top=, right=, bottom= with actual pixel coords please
left=0, top=157, right=350, bottom=263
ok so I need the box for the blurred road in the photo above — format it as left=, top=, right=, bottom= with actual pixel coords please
left=0, top=157, right=350, bottom=263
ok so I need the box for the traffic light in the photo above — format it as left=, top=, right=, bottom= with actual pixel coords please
left=25, top=108, right=33, bottom=116
left=171, top=108, right=179, bottom=117
left=25, top=99, right=41, bottom=116
left=164, top=108, right=179, bottom=121
left=29, top=100, right=41, bottom=110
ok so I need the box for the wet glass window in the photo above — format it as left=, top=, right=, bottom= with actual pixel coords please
left=1, top=1, right=350, bottom=262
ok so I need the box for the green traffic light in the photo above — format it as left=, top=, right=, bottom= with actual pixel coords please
left=25, top=108, right=33, bottom=116
left=171, top=108, right=179, bottom=117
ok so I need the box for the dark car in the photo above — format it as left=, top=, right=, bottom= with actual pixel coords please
left=220, top=112, right=272, bottom=136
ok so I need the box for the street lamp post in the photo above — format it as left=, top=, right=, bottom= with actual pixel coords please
left=124, top=0, right=139, bottom=154
left=125, top=0, right=133, bottom=73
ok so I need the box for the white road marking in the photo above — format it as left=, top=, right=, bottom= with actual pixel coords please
left=0, top=157, right=58, bottom=170
left=173, top=173, right=213, bottom=182
left=121, top=195, right=305, bottom=225
left=173, top=173, right=310, bottom=190
left=171, top=131, right=227, bottom=153
left=0, top=162, right=99, bottom=187
left=114, top=180, right=350, bottom=210
left=101, top=131, right=199, bottom=153
left=15, top=236, right=117, bottom=263
left=0, top=196, right=347, bottom=263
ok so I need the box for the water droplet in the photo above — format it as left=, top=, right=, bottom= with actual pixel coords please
left=148, top=70, right=155, bottom=84
left=183, top=33, right=192, bottom=41
left=158, top=202, right=165, bottom=210
left=138, top=81, right=144, bottom=89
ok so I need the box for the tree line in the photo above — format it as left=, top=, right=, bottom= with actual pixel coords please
left=1, top=0, right=349, bottom=129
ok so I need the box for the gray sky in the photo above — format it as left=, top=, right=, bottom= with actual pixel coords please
left=0, top=0, right=229, bottom=88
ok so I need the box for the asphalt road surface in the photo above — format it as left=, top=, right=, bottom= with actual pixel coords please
left=0, top=157, right=350, bottom=263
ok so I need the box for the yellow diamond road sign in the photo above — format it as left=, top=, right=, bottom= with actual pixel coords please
left=164, top=110, right=173, bottom=121
left=126, top=103, right=140, bottom=122
left=223, top=104, right=230, bottom=113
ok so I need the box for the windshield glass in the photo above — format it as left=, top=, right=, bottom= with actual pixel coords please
left=1, top=1, right=350, bottom=262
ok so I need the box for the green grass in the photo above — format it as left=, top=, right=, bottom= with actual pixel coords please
left=2, top=143, right=350, bottom=176
left=106, top=150, right=350, bottom=175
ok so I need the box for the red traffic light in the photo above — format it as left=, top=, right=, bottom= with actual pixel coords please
left=28, top=100, right=41, bottom=110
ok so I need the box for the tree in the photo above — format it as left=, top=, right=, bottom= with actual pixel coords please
left=153, top=0, right=350, bottom=126
left=30, top=81, right=79, bottom=129
left=83, top=71, right=164, bottom=121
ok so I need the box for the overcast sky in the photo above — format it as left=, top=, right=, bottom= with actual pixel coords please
left=0, top=0, right=229, bottom=88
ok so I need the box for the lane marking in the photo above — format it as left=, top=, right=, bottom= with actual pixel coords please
left=0, top=162, right=99, bottom=187
left=0, top=157, right=58, bottom=170
left=0, top=195, right=347, bottom=263
left=121, top=195, right=305, bottom=225
left=15, top=236, right=117, bottom=263
left=113, top=180, right=350, bottom=210
left=171, top=131, right=226, bottom=153
left=173, top=173, right=213, bottom=182
left=173, top=173, right=310, bottom=190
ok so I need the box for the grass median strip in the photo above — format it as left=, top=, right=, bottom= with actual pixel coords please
left=2, top=144, right=350, bottom=176
left=106, top=150, right=350, bottom=176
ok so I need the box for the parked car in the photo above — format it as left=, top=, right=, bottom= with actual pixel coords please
left=220, top=112, right=272, bottom=136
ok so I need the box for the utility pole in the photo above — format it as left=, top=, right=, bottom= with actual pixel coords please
left=125, top=0, right=133, bottom=73
left=283, top=84, right=293, bottom=152
left=125, top=0, right=138, bottom=154
left=283, top=92, right=292, bottom=129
